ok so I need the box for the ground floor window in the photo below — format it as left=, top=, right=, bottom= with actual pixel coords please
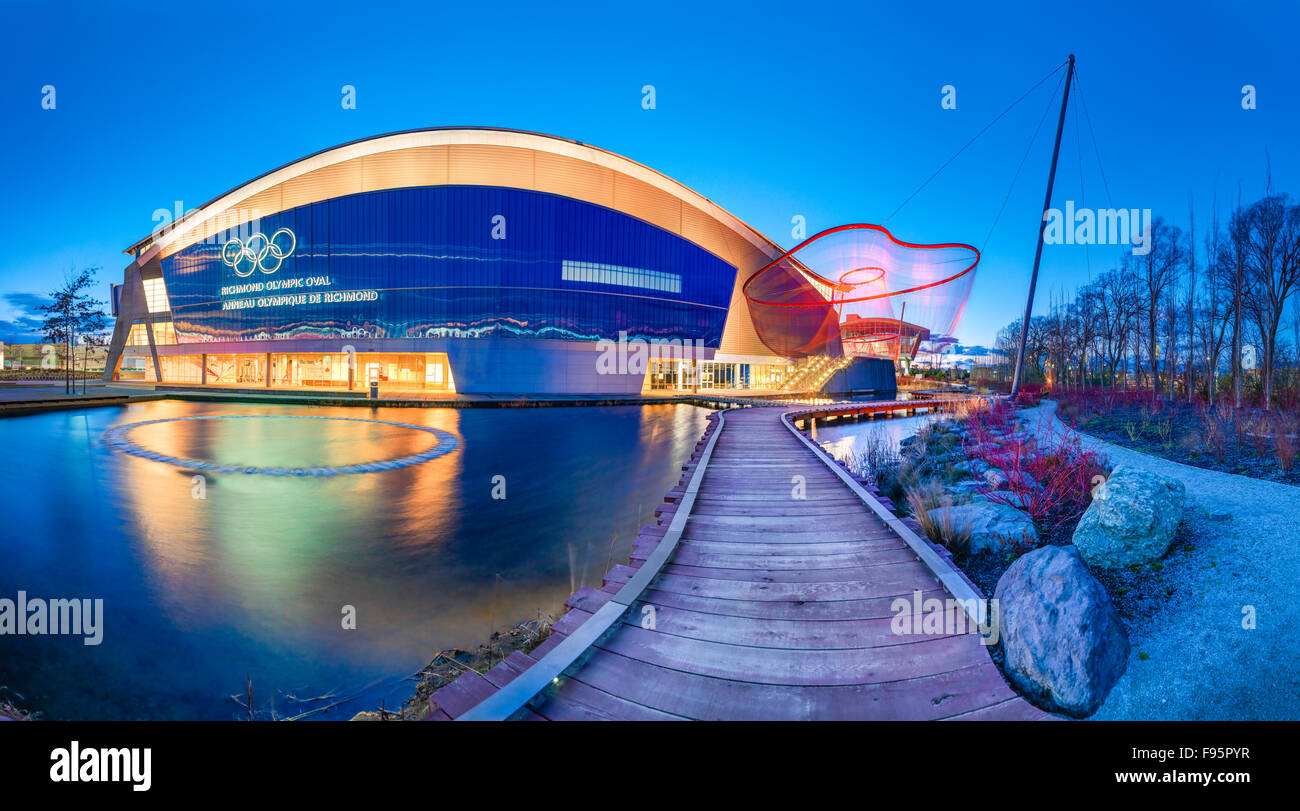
left=205, top=354, right=266, bottom=385
left=748, top=363, right=787, bottom=390
left=645, top=360, right=789, bottom=391
left=117, top=355, right=155, bottom=381
left=270, top=353, right=352, bottom=389
left=354, top=353, right=453, bottom=392
left=159, top=355, right=201, bottom=384
left=126, top=351, right=456, bottom=393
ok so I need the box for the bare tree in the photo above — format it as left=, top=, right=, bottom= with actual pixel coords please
left=1241, top=190, right=1300, bottom=409
left=1136, top=219, right=1178, bottom=399
left=1198, top=208, right=1232, bottom=405
left=1186, top=199, right=1197, bottom=402
left=39, top=267, right=105, bottom=395
left=1229, top=186, right=1248, bottom=407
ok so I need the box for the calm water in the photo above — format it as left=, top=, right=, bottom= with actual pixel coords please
left=814, top=411, right=936, bottom=470
left=0, top=401, right=708, bottom=720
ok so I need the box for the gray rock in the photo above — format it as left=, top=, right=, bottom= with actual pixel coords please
left=982, top=467, right=1008, bottom=488
left=1073, top=464, right=1186, bottom=569
left=927, top=500, right=1037, bottom=554
left=994, top=545, right=1129, bottom=717
left=968, top=441, right=1003, bottom=458
left=947, top=477, right=986, bottom=491
left=954, top=458, right=991, bottom=477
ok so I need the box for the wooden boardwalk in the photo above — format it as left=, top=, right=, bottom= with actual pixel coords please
left=434, top=405, right=1051, bottom=721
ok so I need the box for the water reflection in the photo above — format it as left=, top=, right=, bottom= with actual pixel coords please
left=0, top=401, right=707, bottom=719
left=815, top=411, right=938, bottom=469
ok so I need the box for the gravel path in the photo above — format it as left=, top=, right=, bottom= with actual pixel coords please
left=1022, top=401, right=1300, bottom=720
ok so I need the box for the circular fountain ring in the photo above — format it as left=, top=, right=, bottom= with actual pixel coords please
left=103, top=414, right=459, bottom=476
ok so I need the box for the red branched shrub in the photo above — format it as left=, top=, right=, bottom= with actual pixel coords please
left=963, top=402, right=1110, bottom=534
left=1272, top=413, right=1299, bottom=472
left=1015, top=383, right=1043, bottom=408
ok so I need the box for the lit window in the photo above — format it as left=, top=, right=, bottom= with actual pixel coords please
left=126, top=321, right=176, bottom=346
left=152, top=322, right=177, bottom=345
left=561, top=260, right=681, bottom=294
left=142, top=277, right=171, bottom=313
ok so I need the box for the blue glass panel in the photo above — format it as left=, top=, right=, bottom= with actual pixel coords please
left=162, top=186, right=736, bottom=346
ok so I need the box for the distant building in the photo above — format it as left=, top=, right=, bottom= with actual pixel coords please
left=1, top=342, right=108, bottom=372
left=913, top=343, right=1005, bottom=371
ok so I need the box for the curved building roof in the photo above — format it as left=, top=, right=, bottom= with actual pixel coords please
left=125, top=127, right=789, bottom=358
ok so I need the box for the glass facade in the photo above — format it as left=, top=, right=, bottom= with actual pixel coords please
left=133, top=351, right=456, bottom=392
left=161, top=185, right=736, bottom=347
left=644, top=359, right=791, bottom=392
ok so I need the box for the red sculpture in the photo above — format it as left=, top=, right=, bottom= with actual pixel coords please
left=743, top=224, right=978, bottom=360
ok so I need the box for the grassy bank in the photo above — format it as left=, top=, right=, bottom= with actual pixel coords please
left=376, top=615, right=555, bottom=721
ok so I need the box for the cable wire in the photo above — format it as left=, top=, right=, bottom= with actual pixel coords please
left=979, top=70, right=1065, bottom=253
left=883, top=59, right=1070, bottom=225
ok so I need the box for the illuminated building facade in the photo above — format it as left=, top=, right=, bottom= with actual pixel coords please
left=104, top=129, right=975, bottom=395
left=105, top=128, right=796, bottom=395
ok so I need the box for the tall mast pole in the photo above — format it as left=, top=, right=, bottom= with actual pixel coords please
left=1010, top=54, right=1074, bottom=399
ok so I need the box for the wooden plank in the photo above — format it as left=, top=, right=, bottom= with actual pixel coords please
left=639, top=586, right=954, bottom=621
left=526, top=676, right=687, bottom=721
left=645, top=570, right=943, bottom=602
left=679, top=525, right=902, bottom=544
left=565, top=586, right=613, bottom=613
left=676, top=538, right=907, bottom=556
left=941, top=697, right=1058, bottom=721
left=688, top=502, right=873, bottom=517
left=569, top=650, right=1022, bottom=721
left=664, top=546, right=921, bottom=571
left=618, top=601, right=977, bottom=650
left=595, top=624, right=990, bottom=685
left=482, top=651, right=537, bottom=689
left=528, top=630, right=567, bottom=659
left=660, top=557, right=927, bottom=584
left=429, top=671, right=498, bottom=719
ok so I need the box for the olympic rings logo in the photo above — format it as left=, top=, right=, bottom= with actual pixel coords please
left=220, top=228, right=296, bottom=277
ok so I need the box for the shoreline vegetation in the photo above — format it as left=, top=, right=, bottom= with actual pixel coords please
left=0, top=696, right=35, bottom=721
left=356, top=615, right=556, bottom=721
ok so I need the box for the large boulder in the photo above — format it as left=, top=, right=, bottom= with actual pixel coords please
left=994, top=545, right=1129, bottom=717
left=927, top=500, right=1038, bottom=554
left=1072, top=464, right=1185, bottom=569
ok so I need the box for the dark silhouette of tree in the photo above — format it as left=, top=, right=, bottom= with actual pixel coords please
left=39, top=267, right=105, bottom=395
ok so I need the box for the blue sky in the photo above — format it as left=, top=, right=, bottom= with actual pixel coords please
left=1, top=0, right=1296, bottom=346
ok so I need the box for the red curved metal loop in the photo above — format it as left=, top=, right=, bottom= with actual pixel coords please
left=742, top=223, right=978, bottom=359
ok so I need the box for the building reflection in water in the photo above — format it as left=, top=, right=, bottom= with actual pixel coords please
left=70, top=401, right=709, bottom=718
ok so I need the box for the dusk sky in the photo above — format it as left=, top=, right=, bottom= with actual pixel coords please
left=2, top=0, right=1296, bottom=346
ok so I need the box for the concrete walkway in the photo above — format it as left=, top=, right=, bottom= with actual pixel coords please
left=1024, top=402, right=1300, bottom=720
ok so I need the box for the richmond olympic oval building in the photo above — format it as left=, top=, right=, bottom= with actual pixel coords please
left=104, top=127, right=800, bottom=395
